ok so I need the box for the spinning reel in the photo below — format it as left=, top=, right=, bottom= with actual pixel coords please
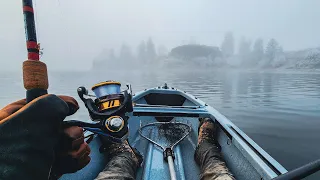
left=64, top=81, right=133, bottom=143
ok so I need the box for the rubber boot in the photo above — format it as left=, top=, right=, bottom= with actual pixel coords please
left=95, top=139, right=143, bottom=180
left=195, top=118, right=235, bottom=180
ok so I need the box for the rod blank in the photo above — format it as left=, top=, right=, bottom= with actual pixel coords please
left=273, top=159, right=320, bottom=180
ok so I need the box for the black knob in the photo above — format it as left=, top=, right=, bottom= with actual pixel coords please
left=77, top=86, right=88, bottom=101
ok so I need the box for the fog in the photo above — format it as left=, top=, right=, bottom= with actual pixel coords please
left=1, top=0, right=320, bottom=71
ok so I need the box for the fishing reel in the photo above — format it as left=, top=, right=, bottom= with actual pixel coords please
left=64, top=81, right=133, bottom=143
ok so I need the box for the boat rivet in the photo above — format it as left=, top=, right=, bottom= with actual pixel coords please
left=227, top=138, right=232, bottom=145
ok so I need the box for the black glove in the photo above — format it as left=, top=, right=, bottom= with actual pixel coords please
left=50, top=126, right=91, bottom=179
left=0, top=94, right=90, bottom=180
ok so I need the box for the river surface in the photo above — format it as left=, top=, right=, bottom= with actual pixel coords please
left=1, top=69, right=319, bottom=179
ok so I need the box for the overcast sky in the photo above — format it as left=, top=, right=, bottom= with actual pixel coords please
left=1, top=0, right=320, bottom=70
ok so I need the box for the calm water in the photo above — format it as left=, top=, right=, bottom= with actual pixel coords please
left=1, top=69, right=319, bottom=179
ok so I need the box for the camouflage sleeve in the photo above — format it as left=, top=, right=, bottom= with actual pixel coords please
left=95, top=152, right=138, bottom=180
left=195, top=141, right=235, bottom=180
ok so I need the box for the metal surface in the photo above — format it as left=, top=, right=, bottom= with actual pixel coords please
left=105, top=116, right=124, bottom=132
left=168, top=156, right=177, bottom=180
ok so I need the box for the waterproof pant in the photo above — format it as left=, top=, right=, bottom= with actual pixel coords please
left=95, top=152, right=138, bottom=180
left=95, top=141, right=235, bottom=180
left=195, top=140, right=235, bottom=180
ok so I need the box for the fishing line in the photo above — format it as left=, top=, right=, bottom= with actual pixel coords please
left=33, top=0, right=43, bottom=57
left=33, top=0, right=39, bottom=38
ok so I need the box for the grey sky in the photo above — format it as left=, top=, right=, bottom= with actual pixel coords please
left=1, top=0, right=320, bottom=70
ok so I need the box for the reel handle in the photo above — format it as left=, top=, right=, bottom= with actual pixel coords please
left=63, top=120, right=101, bottom=128
left=63, top=119, right=128, bottom=143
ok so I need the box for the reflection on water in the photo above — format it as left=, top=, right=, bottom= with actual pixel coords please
left=0, top=69, right=319, bottom=179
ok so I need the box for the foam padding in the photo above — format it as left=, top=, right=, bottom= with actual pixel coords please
left=23, top=60, right=48, bottom=90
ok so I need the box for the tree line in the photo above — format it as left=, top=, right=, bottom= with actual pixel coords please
left=221, top=32, right=285, bottom=68
left=94, top=38, right=168, bottom=66
left=93, top=33, right=317, bottom=69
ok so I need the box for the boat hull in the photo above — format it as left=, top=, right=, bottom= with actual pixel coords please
left=61, top=86, right=287, bottom=180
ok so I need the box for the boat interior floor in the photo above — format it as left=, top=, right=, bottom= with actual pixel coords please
left=130, top=116, right=200, bottom=180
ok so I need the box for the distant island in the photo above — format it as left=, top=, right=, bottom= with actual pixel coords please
left=92, top=33, right=320, bottom=70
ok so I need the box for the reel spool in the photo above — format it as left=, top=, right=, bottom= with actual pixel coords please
left=91, top=81, right=123, bottom=112
left=66, top=80, right=133, bottom=142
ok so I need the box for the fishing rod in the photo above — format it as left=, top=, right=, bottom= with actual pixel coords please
left=22, top=0, right=48, bottom=102
left=272, top=158, right=320, bottom=180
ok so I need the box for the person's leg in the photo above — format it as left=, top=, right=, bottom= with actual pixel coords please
left=95, top=140, right=142, bottom=180
left=195, top=118, right=235, bottom=180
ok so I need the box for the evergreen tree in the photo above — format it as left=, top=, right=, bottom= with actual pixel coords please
left=221, top=32, right=235, bottom=58
left=119, top=43, right=133, bottom=62
left=238, top=37, right=252, bottom=66
left=263, top=38, right=287, bottom=68
left=265, top=38, right=279, bottom=62
left=137, top=41, right=146, bottom=62
left=146, top=38, right=156, bottom=61
left=252, top=39, right=264, bottom=66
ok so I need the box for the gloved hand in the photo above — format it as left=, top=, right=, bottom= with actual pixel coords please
left=50, top=126, right=91, bottom=179
left=0, top=94, right=90, bottom=180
